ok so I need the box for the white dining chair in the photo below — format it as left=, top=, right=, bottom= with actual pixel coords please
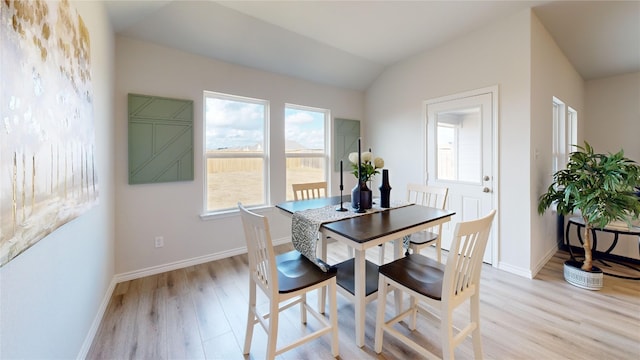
left=238, top=202, right=339, bottom=359
left=406, top=184, right=449, bottom=261
left=292, top=182, right=353, bottom=259
left=375, top=209, right=496, bottom=359
left=292, top=181, right=328, bottom=200
left=378, top=184, right=448, bottom=264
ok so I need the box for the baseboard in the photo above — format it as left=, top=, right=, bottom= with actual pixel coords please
left=497, top=261, right=534, bottom=279
left=77, top=237, right=291, bottom=358
left=76, top=277, right=117, bottom=360
left=495, top=242, right=560, bottom=280
left=531, top=244, right=560, bottom=278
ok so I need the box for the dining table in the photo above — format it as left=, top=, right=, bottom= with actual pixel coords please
left=276, top=195, right=455, bottom=347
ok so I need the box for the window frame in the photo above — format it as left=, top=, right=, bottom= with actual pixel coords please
left=202, top=91, right=270, bottom=216
left=284, top=103, right=330, bottom=201
left=552, top=96, right=578, bottom=174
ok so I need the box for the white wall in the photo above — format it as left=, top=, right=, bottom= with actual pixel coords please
left=579, top=72, right=640, bottom=259
left=530, top=13, right=585, bottom=272
left=585, top=72, right=640, bottom=161
left=114, top=37, right=364, bottom=275
left=366, top=9, right=534, bottom=276
left=0, top=2, right=115, bottom=358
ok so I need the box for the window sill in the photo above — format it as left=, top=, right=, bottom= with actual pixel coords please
left=199, top=205, right=273, bottom=221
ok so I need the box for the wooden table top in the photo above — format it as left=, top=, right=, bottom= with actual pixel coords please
left=276, top=196, right=455, bottom=244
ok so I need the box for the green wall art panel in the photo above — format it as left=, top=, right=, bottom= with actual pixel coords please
left=128, top=94, right=194, bottom=184
left=334, top=118, right=360, bottom=171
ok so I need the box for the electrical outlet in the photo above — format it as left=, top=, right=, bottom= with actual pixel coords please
left=154, top=236, right=164, bottom=248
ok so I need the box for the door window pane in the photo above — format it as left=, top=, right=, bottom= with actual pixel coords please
left=436, top=107, right=482, bottom=183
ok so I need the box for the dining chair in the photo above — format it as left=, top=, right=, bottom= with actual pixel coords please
left=378, top=184, right=448, bottom=264
left=292, top=181, right=354, bottom=258
left=374, top=209, right=496, bottom=359
left=292, top=181, right=328, bottom=200
left=238, top=203, right=339, bottom=359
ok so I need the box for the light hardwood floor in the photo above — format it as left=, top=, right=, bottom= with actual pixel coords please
left=87, top=243, right=640, bottom=359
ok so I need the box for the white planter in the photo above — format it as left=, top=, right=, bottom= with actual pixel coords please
left=563, top=260, right=603, bottom=290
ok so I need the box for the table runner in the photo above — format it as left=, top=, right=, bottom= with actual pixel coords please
left=291, top=200, right=411, bottom=271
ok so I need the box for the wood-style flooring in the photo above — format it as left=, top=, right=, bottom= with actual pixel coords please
left=87, top=243, right=640, bottom=359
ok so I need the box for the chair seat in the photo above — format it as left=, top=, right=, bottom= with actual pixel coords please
left=378, top=254, right=445, bottom=300
left=409, top=231, right=438, bottom=245
left=276, top=251, right=337, bottom=294
left=332, top=258, right=380, bottom=297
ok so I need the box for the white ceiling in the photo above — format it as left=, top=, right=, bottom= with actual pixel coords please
left=106, top=0, right=640, bottom=91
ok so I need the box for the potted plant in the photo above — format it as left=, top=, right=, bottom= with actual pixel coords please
left=348, top=151, right=384, bottom=209
left=538, top=142, right=640, bottom=289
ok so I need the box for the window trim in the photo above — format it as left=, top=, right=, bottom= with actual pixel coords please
left=552, top=96, right=578, bottom=174
left=202, top=91, right=270, bottom=215
left=284, top=103, right=331, bottom=200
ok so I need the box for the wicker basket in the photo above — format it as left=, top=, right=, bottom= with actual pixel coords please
left=563, top=260, right=603, bottom=290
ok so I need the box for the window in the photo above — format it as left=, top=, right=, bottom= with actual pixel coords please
left=552, top=97, right=578, bottom=173
left=552, top=97, right=566, bottom=173
left=284, top=104, right=329, bottom=200
left=204, top=91, right=269, bottom=212
left=567, top=106, right=578, bottom=151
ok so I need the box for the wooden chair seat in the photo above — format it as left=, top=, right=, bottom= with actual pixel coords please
left=378, top=254, right=444, bottom=300
left=407, top=230, right=438, bottom=246
left=276, top=251, right=336, bottom=293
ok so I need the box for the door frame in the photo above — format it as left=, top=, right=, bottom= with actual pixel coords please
left=421, top=85, right=500, bottom=266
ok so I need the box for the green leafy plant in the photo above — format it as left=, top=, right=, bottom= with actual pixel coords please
left=538, top=142, right=640, bottom=271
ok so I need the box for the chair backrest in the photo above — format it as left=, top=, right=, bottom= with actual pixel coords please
left=292, top=181, right=328, bottom=201
left=238, top=202, right=278, bottom=297
left=406, top=184, right=448, bottom=209
left=442, top=209, right=496, bottom=302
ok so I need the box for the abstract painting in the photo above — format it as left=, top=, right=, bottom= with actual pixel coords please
left=0, top=0, right=98, bottom=266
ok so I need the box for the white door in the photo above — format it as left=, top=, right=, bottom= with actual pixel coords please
left=426, top=87, right=497, bottom=264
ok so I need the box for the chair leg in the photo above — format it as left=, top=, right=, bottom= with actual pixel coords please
left=329, top=281, right=339, bottom=357
left=266, top=300, right=279, bottom=360
left=408, top=295, right=418, bottom=330
left=471, top=294, right=483, bottom=359
left=441, top=309, right=454, bottom=360
left=374, top=275, right=388, bottom=354
left=435, top=237, right=442, bottom=263
left=378, top=243, right=385, bottom=264
left=243, top=282, right=256, bottom=354
left=300, top=293, right=307, bottom=324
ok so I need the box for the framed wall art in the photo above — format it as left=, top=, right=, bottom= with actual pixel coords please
left=0, top=0, right=98, bottom=266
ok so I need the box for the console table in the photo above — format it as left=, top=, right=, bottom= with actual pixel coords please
left=565, top=216, right=640, bottom=280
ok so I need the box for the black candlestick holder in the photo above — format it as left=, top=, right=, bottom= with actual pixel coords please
left=336, top=185, right=347, bottom=212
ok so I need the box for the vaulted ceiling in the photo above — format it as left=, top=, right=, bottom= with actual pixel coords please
left=106, top=1, right=640, bottom=90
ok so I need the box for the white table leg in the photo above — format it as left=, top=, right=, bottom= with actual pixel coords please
left=354, top=248, right=366, bottom=347
left=394, top=238, right=403, bottom=314
left=318, top=233, right=328, bottom=314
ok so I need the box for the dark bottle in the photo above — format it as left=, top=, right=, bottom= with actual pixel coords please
left=379, top=169, right=391, bottom=208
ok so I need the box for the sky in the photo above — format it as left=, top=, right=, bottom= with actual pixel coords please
left=205, top=96, right=325, bottom=151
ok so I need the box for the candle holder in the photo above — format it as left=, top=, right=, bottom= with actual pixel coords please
left=336, top=184, right=347, bottom=212
left=356, top=139, right=366, bottom=213
left=337, top=159, right=347, bottom=211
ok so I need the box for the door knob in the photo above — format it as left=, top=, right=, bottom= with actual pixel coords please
left=483, top=187, right=491, bottom=193
left=483, top=175, right=490, bottom=181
